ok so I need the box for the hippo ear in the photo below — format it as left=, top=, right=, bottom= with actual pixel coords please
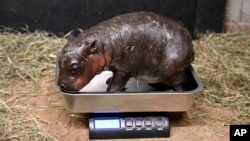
left=87, top=40, right=99, bottom=53
left=65, top=34, right=74, bottom=41
left=64, top=28, right=83, bottom=41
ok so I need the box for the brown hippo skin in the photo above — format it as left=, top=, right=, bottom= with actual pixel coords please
left=57, top=12, right=194, bottom=93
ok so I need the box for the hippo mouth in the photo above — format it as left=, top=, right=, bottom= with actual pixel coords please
left=56, top=78, right=84, bottom=94
left=59, top=88, right=79, bottom=94
left=58, top=81, right=87, bottom=94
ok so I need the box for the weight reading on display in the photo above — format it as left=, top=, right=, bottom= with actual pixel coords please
left=94, top=119, right=120, bottom=129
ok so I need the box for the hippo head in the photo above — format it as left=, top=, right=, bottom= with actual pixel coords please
left=57, top=36, right=105, bottom=93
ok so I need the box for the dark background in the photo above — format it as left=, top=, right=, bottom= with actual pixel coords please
left=0, top=0, right=227, bottom=37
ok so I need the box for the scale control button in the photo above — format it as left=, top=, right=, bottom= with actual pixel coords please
left=154, top=117, right=165, bottom=127
left=135, top=117, right=143, bottom=127
left=125, top=118, right=133, bottom=127
left=144, top=117, right=152, bottom=127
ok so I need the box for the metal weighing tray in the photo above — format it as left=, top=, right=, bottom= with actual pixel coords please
left=56, top=57, right=203, bottom=113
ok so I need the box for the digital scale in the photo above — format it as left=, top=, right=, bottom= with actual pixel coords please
left=56, top=54, right=203, bottom=140
left=89, top=112, right=169, bottom=139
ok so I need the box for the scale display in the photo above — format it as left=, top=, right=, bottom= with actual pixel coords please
left=89, top=112, right=170, bottom=139
left=94, top=119, right=120, bottom=129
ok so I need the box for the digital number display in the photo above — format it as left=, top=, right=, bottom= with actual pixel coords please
left=94, top=119, right=120, bottom=129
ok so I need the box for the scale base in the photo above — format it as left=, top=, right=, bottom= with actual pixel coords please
left=89, top=112, right=170, bottom=140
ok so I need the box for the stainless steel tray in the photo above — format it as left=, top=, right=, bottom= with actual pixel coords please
left=56, top=56, right=203, bottom=113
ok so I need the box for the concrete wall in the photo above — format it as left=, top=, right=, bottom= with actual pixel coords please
left=224, top=0, right=250, bottom=34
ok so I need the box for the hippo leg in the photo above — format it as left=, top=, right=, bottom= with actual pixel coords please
left=107, top=71, right=130, bottom=92
left=172, top=84, right=183, bottom=91
left=167, top=72, right=185, bottom=91
left=106, top=77, right=112, bottom=85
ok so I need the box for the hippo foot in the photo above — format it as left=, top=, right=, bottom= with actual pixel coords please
left=171, top=85, right=183, bottom=91
left=107, top=87, right=126, bottom=92
left=106, top=77, right=112, bottom=85
left=106, top=76, right=127, bottom=92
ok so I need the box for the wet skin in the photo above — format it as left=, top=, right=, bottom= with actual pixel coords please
left=57, top=12, right=194, bottom=92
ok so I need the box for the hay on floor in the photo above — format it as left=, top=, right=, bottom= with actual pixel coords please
left=0, top=28, right=66, bottom=141
left=193, top=33, right=250, bottom=124
left=0, top=28, right=249, bottom=140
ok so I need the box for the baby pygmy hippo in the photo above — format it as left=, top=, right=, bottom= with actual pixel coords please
left=57, top=12, right=194, bottom=92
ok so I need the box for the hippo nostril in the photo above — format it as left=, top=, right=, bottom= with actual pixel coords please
left=60, top=84, right=65, bottom=90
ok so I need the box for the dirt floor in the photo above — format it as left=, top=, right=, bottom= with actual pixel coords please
left=5, top=70, right=233, bottom=141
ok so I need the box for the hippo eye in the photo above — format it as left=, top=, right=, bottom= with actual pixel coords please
left=70, top=64, right=82, bottom=75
